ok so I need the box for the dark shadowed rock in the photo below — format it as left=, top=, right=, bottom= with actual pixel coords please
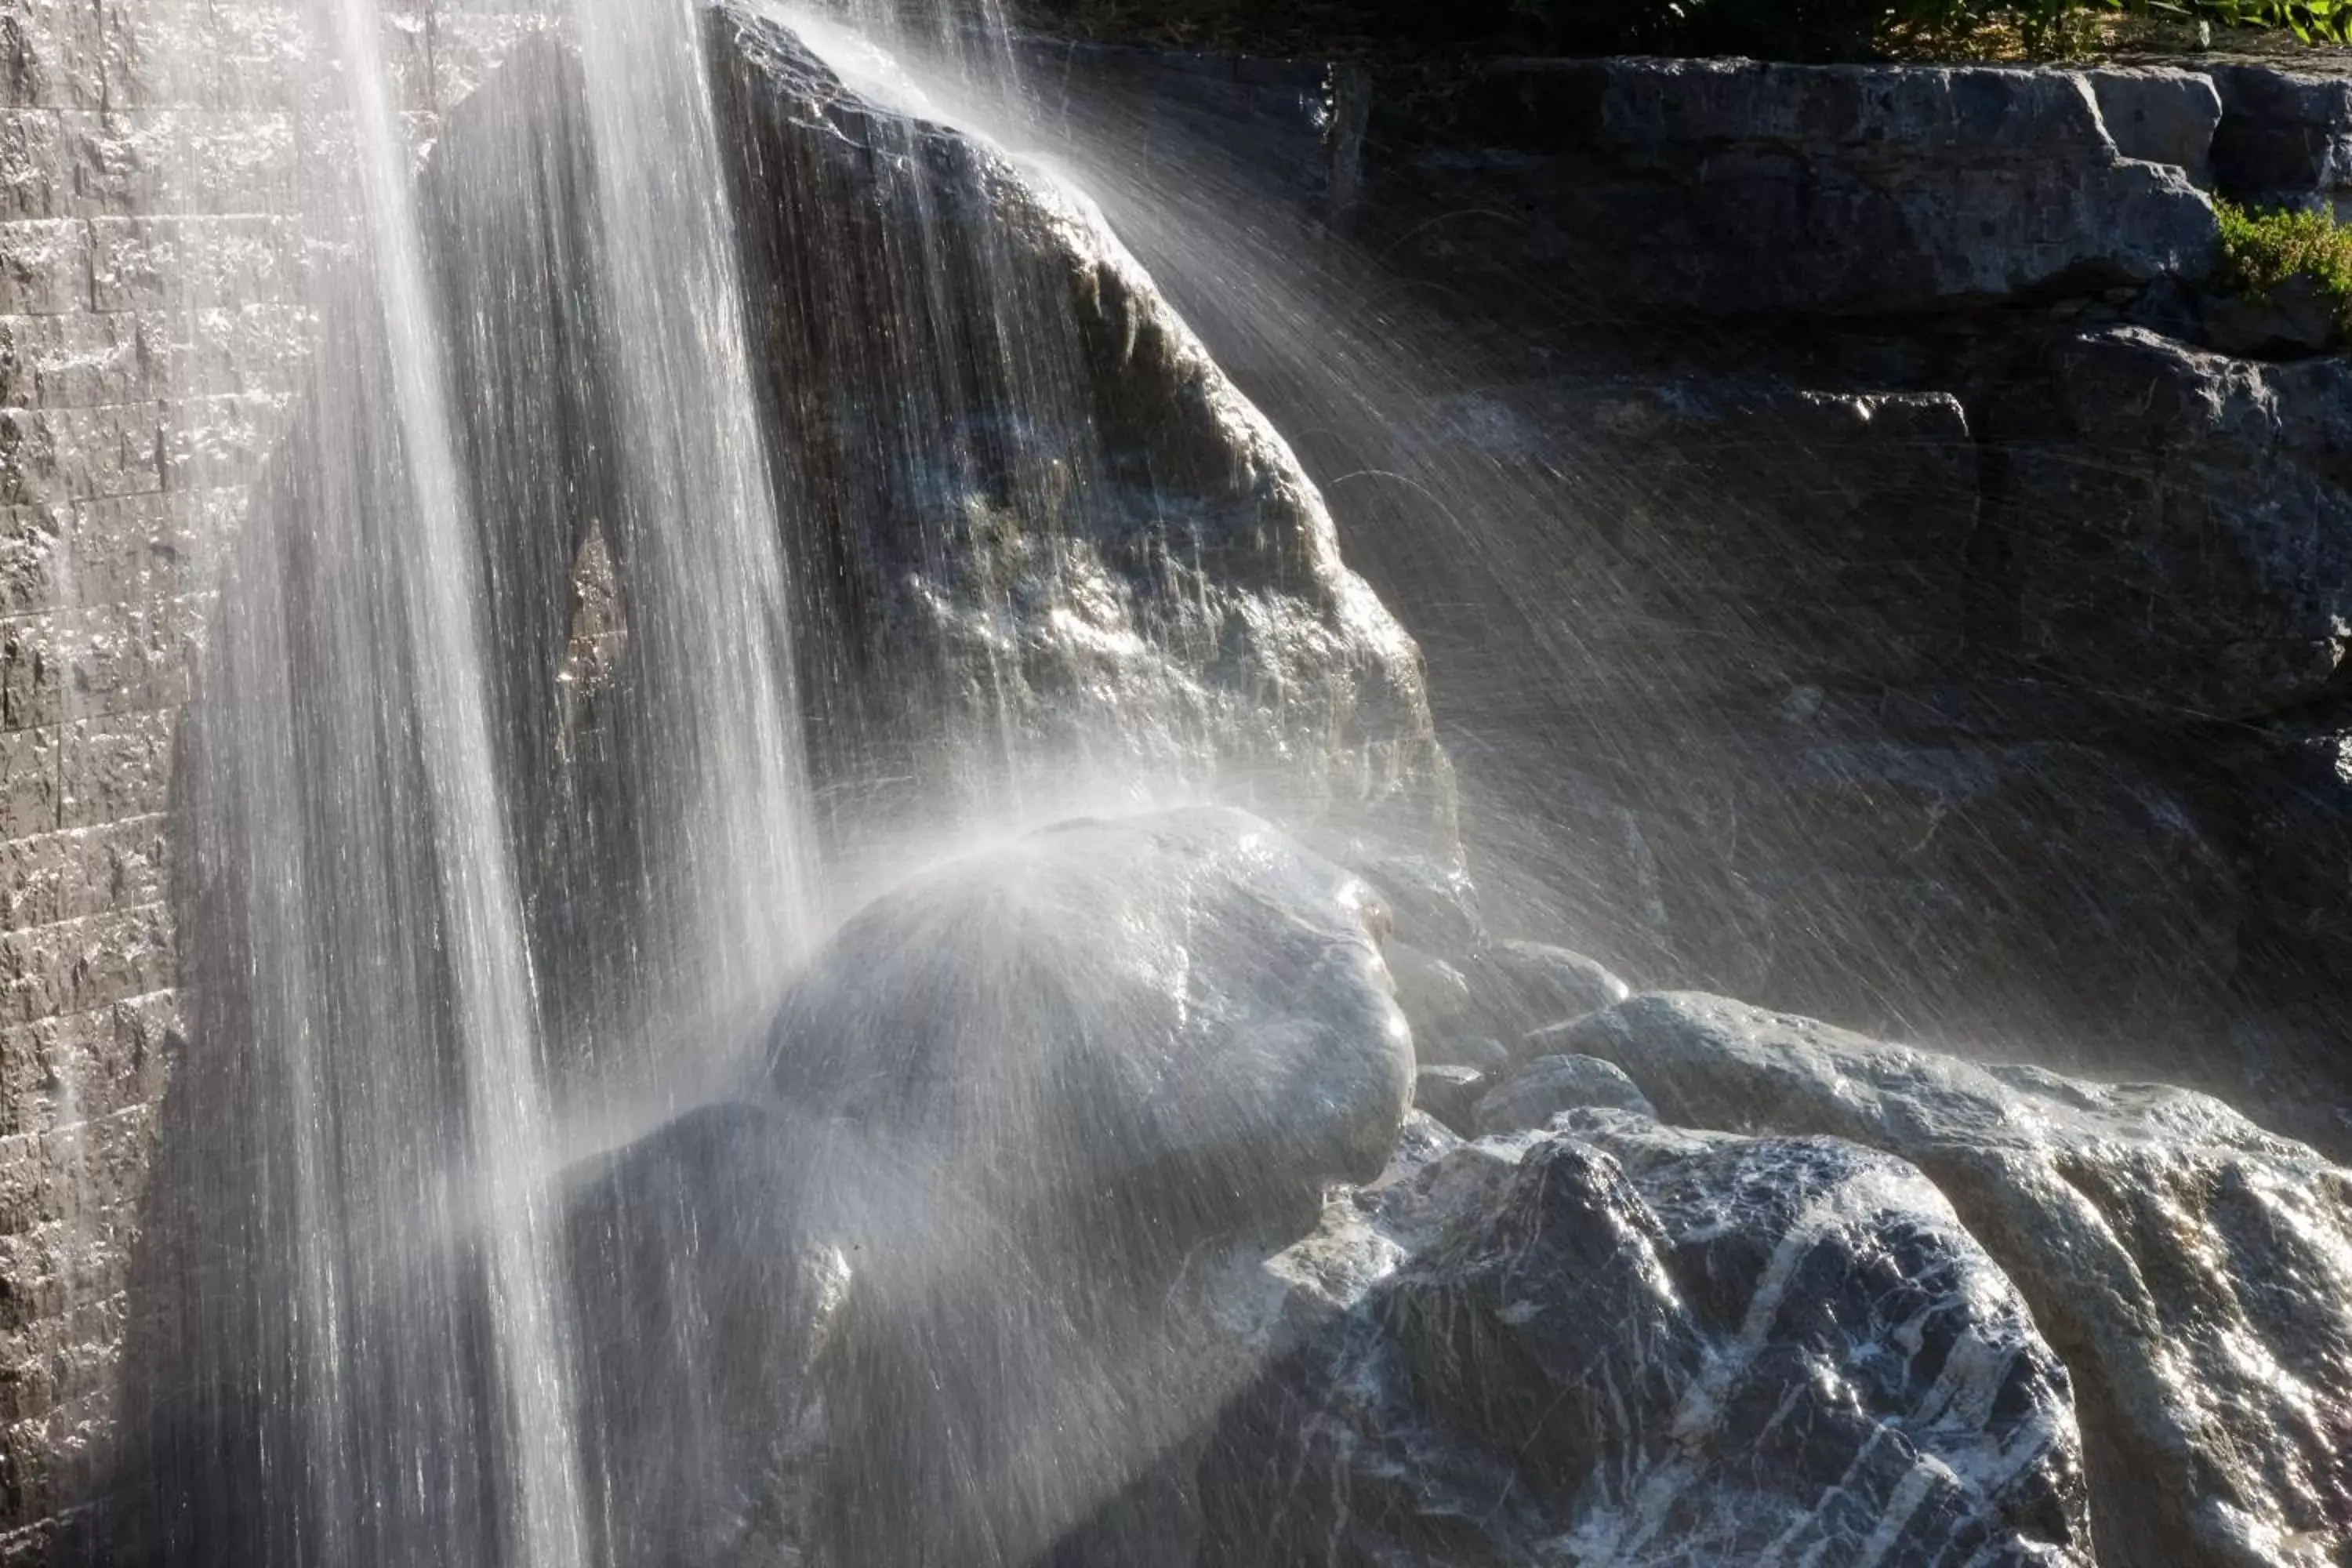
left=1196, top=1116, right=2092, bottom=1567
left=1363, top=59, right=2217, bottom=320
left=1475, top=1052, right=1653, bottom=1133
left=2209, top=64, right=2352, bottom=216
left=1570, top=730, right=2241, bottom=1064
left=1984, top=327, right=2352, bottom=721
left=1558, top=991, right=2352, bottom=1568
left=1412, top=1064, right=1486, bottom=1135
left=563, top=1105, right=846, bottom=1567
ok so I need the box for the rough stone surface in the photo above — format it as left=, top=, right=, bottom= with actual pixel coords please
left=712, top=4, right=1454, bottom=853
left=1560, top=991, right=2352, bottom=1568
left=1474, top=1051, right=1653, bottom=1133
left=1363, top=58, right=2219, bottom=320
left=2208, top=64, right=2352, bottom=216
left=1410, top=1062, right=1485, bottom=1134
left=1196, top=1116, right=2093, bottom=1567
left=1983, top=326, right=2352, bottom=721
left=1466, top=937, right=1632, bottom=1045
left=2088, top=67, right=2223, bottom=183
left=1531, top=730, right=2241, bottom=1065
left=0, top=0, right=551, bottom=1541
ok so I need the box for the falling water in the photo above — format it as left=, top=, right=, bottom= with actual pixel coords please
left=118, top=0, right=821, bottom=1551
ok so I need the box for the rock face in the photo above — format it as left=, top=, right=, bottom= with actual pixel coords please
left=1365, top=59, right=2218, bottom=320
left=1196, top=1116, right=2094, bottom=1567
left=1982, top=327, right=2352, bottom=720
left=1036, top=40, right=2352, bottom=1116
left=1589, top=732, right=2243, bottom=1062
left=1556, top=992, right=2352, bottom=1568
left=708, top=5, right=1452, bottom=853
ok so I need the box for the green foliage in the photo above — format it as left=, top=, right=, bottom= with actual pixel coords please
left=2213, top=200, right=2352, bottom=328
left=1018, top=0, right=2352, bottom=56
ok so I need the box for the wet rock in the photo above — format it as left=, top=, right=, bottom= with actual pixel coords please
left=1365, top=59, right=2218, bottom=320
left=1417, top=1031, right=1511, bottom=1076
left=1465, top=937, right=1632, bottom=1044
left=1583, top=729, right=2241, bottom=1065
left=1197, top=1117, right=2093, bottom=1567
left=1474, top=1051, right=1653, bottom=1134
left=1412, top=1063, right=1486, bottom=1134
left=1354, top=851, right=1483, bottom=954
left=1983, top=326, right=2352, bottom=720
left=709, top=5, right=1454, bottom=852
left=1387, top=941, right=1474, bottom=1036
left=763, top=807, right=1413, bottom=1568
left=767, top=807, right=1412, bottom=1247
left=562, top=1105, right=844, bottom=1567
left=1559, top=991, right=2352, bottom=1568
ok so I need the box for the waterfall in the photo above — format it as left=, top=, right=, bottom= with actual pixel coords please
left=118, top=0, right=820, bottom=1555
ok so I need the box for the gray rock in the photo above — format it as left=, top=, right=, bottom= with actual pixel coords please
left=1353, top=851, right=1483, bottom=954
left=2209, top=64, right=2352, bottom=217
left=1196, top=1118, right=2092, bottom=1566
left=1402, top=377, right=1980, bottom=701
left=1411, top=1064, right=1486, bottom=1135
left=1468, top=938, right=1633, bottom=1043
left=767, top=807, right=1412, bottom=1245
left=562, top=1105, right=844, bottom=1567
left=1558, top=991, right=2352, bottom=1568
left=2087, top=67, right=2223, bottom=183
left=1386, top=940, right=1474, bottom=1036
left=2198, top=272, right=2342, bottom=356
left=709, top=5, right=1455, bottom=854
left=1417, top=1031, right=1512, bottom=1076
left=762, top=807, right=1414, bottom=1567
left=1475, top=1052, right=1655, bottom=1134
left=1986, top=326, right=2352, bottom=720
left=1570, top=730, right=2241, bottom=1065
left=1367, top=58, right=2218, bottom=319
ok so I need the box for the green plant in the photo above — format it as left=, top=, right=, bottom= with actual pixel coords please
left=2141, top=0, right=2352, bottom=42
left=2213, top=200, right=2352, bottom=329
left=1015, top=0, right=2352, bottom=55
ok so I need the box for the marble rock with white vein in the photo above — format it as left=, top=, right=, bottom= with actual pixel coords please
left=1192, top=1112, right=2094, bottom=1567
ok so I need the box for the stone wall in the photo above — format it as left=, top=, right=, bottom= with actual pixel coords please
left=0, top=0, right=544, bottom=1545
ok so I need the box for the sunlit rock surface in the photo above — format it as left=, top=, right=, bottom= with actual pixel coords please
left=707, top=6, right=1453, bottom=851
left=1195, top=1115, right=2093, bottom=1567
left=1556, top=991, right=2352, bottom=1568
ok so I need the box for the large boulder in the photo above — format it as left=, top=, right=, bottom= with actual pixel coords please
left=708, top=5, right=1453, bottom=853
left=759, top=806, right=1414, bottom=1567
left=1196, top=1116, right=2093, bottom=1566
left=1981, top=327, right=2352, bottom=721
left=1556, top=992, right=2352, bottom=1568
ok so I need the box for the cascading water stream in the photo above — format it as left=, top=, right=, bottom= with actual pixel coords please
left=323, top=0, right=590, bottom=1558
